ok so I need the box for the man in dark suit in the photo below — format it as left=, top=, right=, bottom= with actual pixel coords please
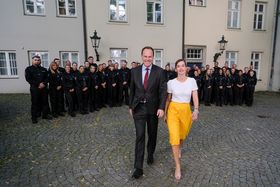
left=129, top=46, right=167, bottom=179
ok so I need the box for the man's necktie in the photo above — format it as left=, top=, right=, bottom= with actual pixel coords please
left=144, top=68, right=149, bottom=90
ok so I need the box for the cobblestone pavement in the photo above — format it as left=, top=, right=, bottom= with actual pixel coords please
left=0, top=92, right=280, bottom=187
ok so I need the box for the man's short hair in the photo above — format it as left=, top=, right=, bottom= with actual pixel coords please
left=88, top=56, right=93, bottom=59
left=32, top=55, right=41, bottom=59
left=141, top=46, right=154, bottom=56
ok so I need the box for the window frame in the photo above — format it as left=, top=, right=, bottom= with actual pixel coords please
left=185, top=46, right=205, bottom=67
left=23, top=0, right=46, bottom=16
left=56, top=0, right=77, bottom=17
left=110, top=48, right=128, bottom=66
left=227, top=0, right=241, bottom=29
left=0, top=51, right=18, bottom=78
left=60, top=51, right=79, bottom=67
left=146, top=0, right=164, bottom=24
left=28, top=51, right=49, bottom=69
left=251, top=52, right=262, bottom=79
left=189, top=0, right=206, bottom=7
left=225, top=51, right=238, bottom=68
left=154, top=49, right=164, bottom=68
left=109, top=0, right=128, bottom=22
left=253, top=2, right=266, bottom=31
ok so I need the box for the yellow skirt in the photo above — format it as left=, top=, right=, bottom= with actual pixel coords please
left=167, top=101, right=192, bottom=146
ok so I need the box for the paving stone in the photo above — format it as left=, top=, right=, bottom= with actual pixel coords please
left=0, top=92, right=280, bottom=186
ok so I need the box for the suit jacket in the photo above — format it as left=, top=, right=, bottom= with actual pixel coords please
left=129, top=64, right=167, bottom=115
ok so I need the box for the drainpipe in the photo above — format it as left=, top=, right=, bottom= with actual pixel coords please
left=82, top=0, right=88, bottom=61
left=269, top=0, right=279, bottom=90
left=182, top=0, right=186, bottom=59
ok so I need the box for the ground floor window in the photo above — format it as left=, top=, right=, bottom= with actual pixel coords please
left=226, top=51, right=238, bottom=68
left=110, top=48, right=128, bottom=66
left=29, top=51, right=49, bottom=68
left=251, top=52, right=262, bottom=79
left=154, top=49, right=163, bottom=67
left=0, top=51, right=18, bottom=77
left=185, top=46, right=205, bottom=68
left=60, top=51, right=79, bottom=67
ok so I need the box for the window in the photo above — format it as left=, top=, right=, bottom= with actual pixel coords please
left=147, top=0, right=163, bottom=24
left=29, top=51, right=49, bottom=68
left=24, top=0, right=45, bottom=15
left=110, top=48, right=127, bottom=65
left=227, top=0, right=241, bottom=28
left=189, top=0, right=206, bottom=6
left=251, top=52, right=261, bottom=78
left=254, top=3, right=266, bottom=30
left=185, top=46, right=205, bottom=67
left=57, top=0, right=76, bottom=17
left=154, top=49, right=163, bottom=67
left=109, top=0, right=127, bottom=22
left=0, top=51, right=18, bottom=77
left=60, top=52, right=79, bottom=67
left=226, top=51, right=238, bottom=68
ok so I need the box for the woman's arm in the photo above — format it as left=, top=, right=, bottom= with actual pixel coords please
left=192, top=90, right=199, bottom=121
left=164, top=93, right=172, bottom=122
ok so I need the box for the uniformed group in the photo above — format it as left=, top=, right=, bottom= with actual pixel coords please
left=25, top=56, right=131, bottom=124
left=165, top=61, right=258, bottom=107
left=25, top=56, right=257, bottom=124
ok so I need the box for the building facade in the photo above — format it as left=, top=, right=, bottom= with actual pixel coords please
left=185, top=0, right=277, bottom=91
left=85, top=0, right=183, bottom=68
left=0, top=0, right=278, bottom=93
left=0, top=0, right=85, bottom=93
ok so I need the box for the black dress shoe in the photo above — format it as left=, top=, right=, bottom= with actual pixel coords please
left=147, top=155, right=154, bottom=165
left=58, top=113, right=65, bottom=116
left=132, top=168, right=143, bottom=179
left=70, top=113, right=76, bottom=117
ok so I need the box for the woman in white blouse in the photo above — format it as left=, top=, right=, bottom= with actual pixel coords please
left=164, top=59, right=199, bottom=180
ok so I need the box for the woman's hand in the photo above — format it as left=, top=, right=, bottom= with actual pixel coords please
left=192, top=110, right=199, bottom=121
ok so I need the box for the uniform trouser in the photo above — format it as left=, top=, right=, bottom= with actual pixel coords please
left=246, top=86, right=255, bottom=106
left=233, top=86, right=239, bottom=105
left=211, top=83, right=216, bottom=103
left=204, top=87, right=212, bottom=105
left=224, top=87, right=233, bottom=105
left=89, top=88, right=97, bottom=111
left=235, top=86, right=244, bottom=105
left=108, top=86, right=117, bottom=107
left=30, top=87, right=49, bottom=120
left=133, top=103, right=158, bottom=169
left=49, top=87, right=63, bottom=115
left=77, top=89, right=89, bottom=112
left=100, top=87, right=106, bottom=106
left=215, top=87, right=224, bottom=106
left=65, top=90, right=74, bottom=115
left=118, top=85, right=129, bottom=105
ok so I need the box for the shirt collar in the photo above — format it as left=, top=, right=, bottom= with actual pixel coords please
left=142, top=64, right=152, bottom=71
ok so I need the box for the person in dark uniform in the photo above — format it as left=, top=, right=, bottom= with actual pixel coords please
left=193, top=70, right=202, bottom=102
left=62, top=64, right=76, bottom=117
left=203, top=69, right=213, bottom=106
left=89, top=65, right=100, bottom=112
left=72, top=62, right=79, bottom=111
left=76, top=65, right=90, bottom=114
left=88, top=56, right=98, bottom=69
left=231, top=68, right=238, bottom=105
left=235, top=70, right=247, bottom=105
left=214, top=69, right=226, bottom=106
left=164, top=63, right=176, bottom=81
left=25, top=55, right=52, bottom=123
left=53, top=58, right=67, bottom=112
left=97, top=64, right=107, bottom=108
left=246, top=70, right=257, bottom=106
left=224, top=69, right=234, bottom=105
left=114, top=63, right=120, bottom=105
left=107, top=65, right=118, bottom=107
left=118, top=60, right=130, bottom=106
left=48, top=61, right=64, bottom=118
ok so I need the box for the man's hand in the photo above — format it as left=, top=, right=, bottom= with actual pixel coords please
left=157, top=109, right=164, bottom=118
left=57, top=86, right=62, bottom=90
left=129, top=108, right=133, bottom=116
left=38, top=83, right=45, bottom=89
